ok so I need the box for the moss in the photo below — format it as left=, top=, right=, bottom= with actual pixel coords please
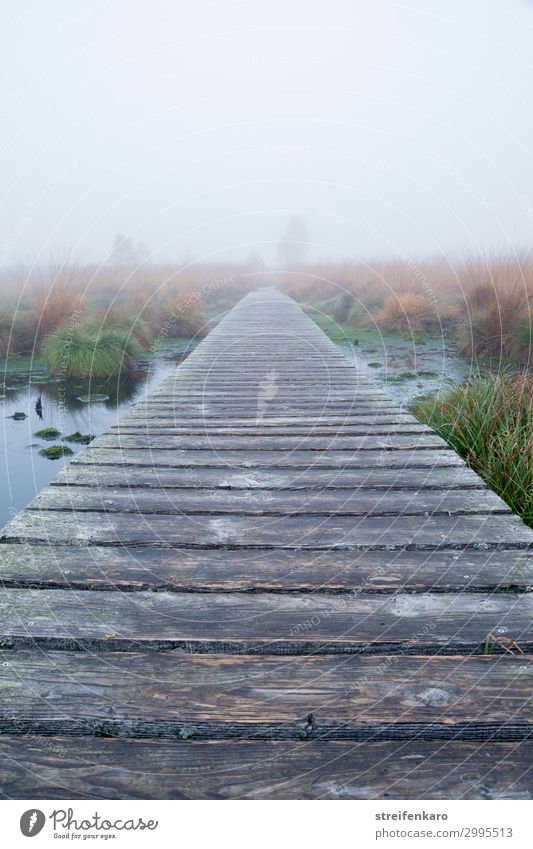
left=34, top=427, right=61, bottom=440
left=367, top=362, right=383, bottom=368
left=65, top=431, right=95, bottom=444
left=12, top=412, right=27, bottom=420
left=38, top=444, right=74, bottom=459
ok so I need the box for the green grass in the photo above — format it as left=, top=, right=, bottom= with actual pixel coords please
left=35, top=427, right=61, bottom=440
left=304, top=310, right=381, bottom=345
left=43, top=322, right=143, bottom=377
left=39, top=444, right=74, bottom=459
left=411, top=374, right=533, bottom=526
left=65, top=431, right=95, bottom=444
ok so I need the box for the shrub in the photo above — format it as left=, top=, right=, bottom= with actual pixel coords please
left=375, top=292, right=442, bottom=333
left=0, top=308, right=39, bottom=357
left=31, top=283, right=85, bottom=338
left=457, top=258, right=533, bottom=362
left=42, top=322, right=142, bottom=377
left=412, top=374, right=533, bottom=526
left=162, top=293, right=207, bottom=338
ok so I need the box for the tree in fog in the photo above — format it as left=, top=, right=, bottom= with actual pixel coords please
left=109, top=233, right=137, bottom=266
left=276, top=215, right=310, bottom=267
left=244, top=250, right=265, bottom=270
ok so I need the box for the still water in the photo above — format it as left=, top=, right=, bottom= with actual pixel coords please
left=0, top=343, right=193, bottom=528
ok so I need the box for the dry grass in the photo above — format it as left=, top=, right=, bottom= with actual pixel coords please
left=2, top=252, right=533, bottom=366
left=456, top=256, right=533, bottom=362
left=276, top=253, right=533, bottom=363
left=375, top=292, right=442, bottom=333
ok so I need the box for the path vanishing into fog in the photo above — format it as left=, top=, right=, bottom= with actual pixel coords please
left=1, top=288, right=533, bottom=798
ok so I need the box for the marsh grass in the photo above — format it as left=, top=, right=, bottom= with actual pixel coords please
left=411, top=374, right=533, bottom=526
left=34, top=427, right=61, bottom=440
left=43, top=322, right=143, bottom=377
left=38, top=445, right=73, bottom=459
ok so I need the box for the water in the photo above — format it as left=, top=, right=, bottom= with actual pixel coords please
left=340, top=334, right=472, bottom=406
left=0, top=342, right=194, bottom=528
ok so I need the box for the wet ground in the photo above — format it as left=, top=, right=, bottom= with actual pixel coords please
left=339, top=333, right=472, bottom=406
left=0, top=340, right=195, bottom=527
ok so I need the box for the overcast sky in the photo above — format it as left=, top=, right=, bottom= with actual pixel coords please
left=2, top=0, right=533, bottom=266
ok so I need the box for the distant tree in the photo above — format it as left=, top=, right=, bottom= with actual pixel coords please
left=136, top=242, right=152, bottom=266
left=109, top=233, right=137, bottom=266
left=244, top=250, right=265, bottom=270
left=276, top=215, right=310, bottom=267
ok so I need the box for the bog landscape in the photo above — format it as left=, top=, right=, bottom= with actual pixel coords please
left=1, top=0, right=533, bottom=810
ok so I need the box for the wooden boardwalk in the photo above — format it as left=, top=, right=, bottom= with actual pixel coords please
left=1, top=287, right=533, bottom=799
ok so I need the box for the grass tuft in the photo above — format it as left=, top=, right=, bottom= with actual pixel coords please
left=42, top=322, right=142, bottom=377
left=65, top=432, right=95, bottom=444
left=411, top=374, right=533, bottom=526
left=39, top=444, right=74, bottom=459
left=35, top=427, right=61, bottom=440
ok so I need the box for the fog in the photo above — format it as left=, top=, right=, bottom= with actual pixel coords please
left=2, top=0, right=533, bottom=267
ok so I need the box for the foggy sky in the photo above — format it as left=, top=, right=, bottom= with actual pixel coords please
left=2, top=0, right=533, bottom=267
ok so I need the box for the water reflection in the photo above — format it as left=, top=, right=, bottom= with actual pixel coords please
left=0, top=345, right=192, bottom=527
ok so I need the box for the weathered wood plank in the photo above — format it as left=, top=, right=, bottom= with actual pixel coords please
left=111, top=423, right=430, bottom=436
left=71, top=448, right=462, bottom=469
left=93, top=434, right=447, bottom=451
left=0, top=737, right=530, bottom=799
left=3, top=510, right=530, bottom=549
left=0, top=652, right=531, bottom=739
left=117, top=414, right=420, bottom=427
left=28, top=486, right=511, bottom=517
left=54, top=463, right=486, bottom=491
left=1, top=544, right=529, bottom=592
left=0, top=588, right=531, bottom=652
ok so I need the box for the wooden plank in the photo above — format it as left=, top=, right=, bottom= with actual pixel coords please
left=0, top=737, right=530, bottom=799
left=115, top=416, right=421, bottom=430
left=123, top=411, right=410, bottom=422
left=4, top=510, right=530, bottom=549
left=0, top=588, right=532, bottom=652
left=28, top=486, right=511, bottom=517
left=54, top=464, right=486, bottom=491
left=1, top=543, right=530, bottom=593
left=89, top=433, right=448, bottom=452
left=71, top=448, right=462, bottom=469
left=130, top=405, right=403, bottom=417
left=111, top=423, right=430, bottom=436
left=0, top=652, right=531, bottom=739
